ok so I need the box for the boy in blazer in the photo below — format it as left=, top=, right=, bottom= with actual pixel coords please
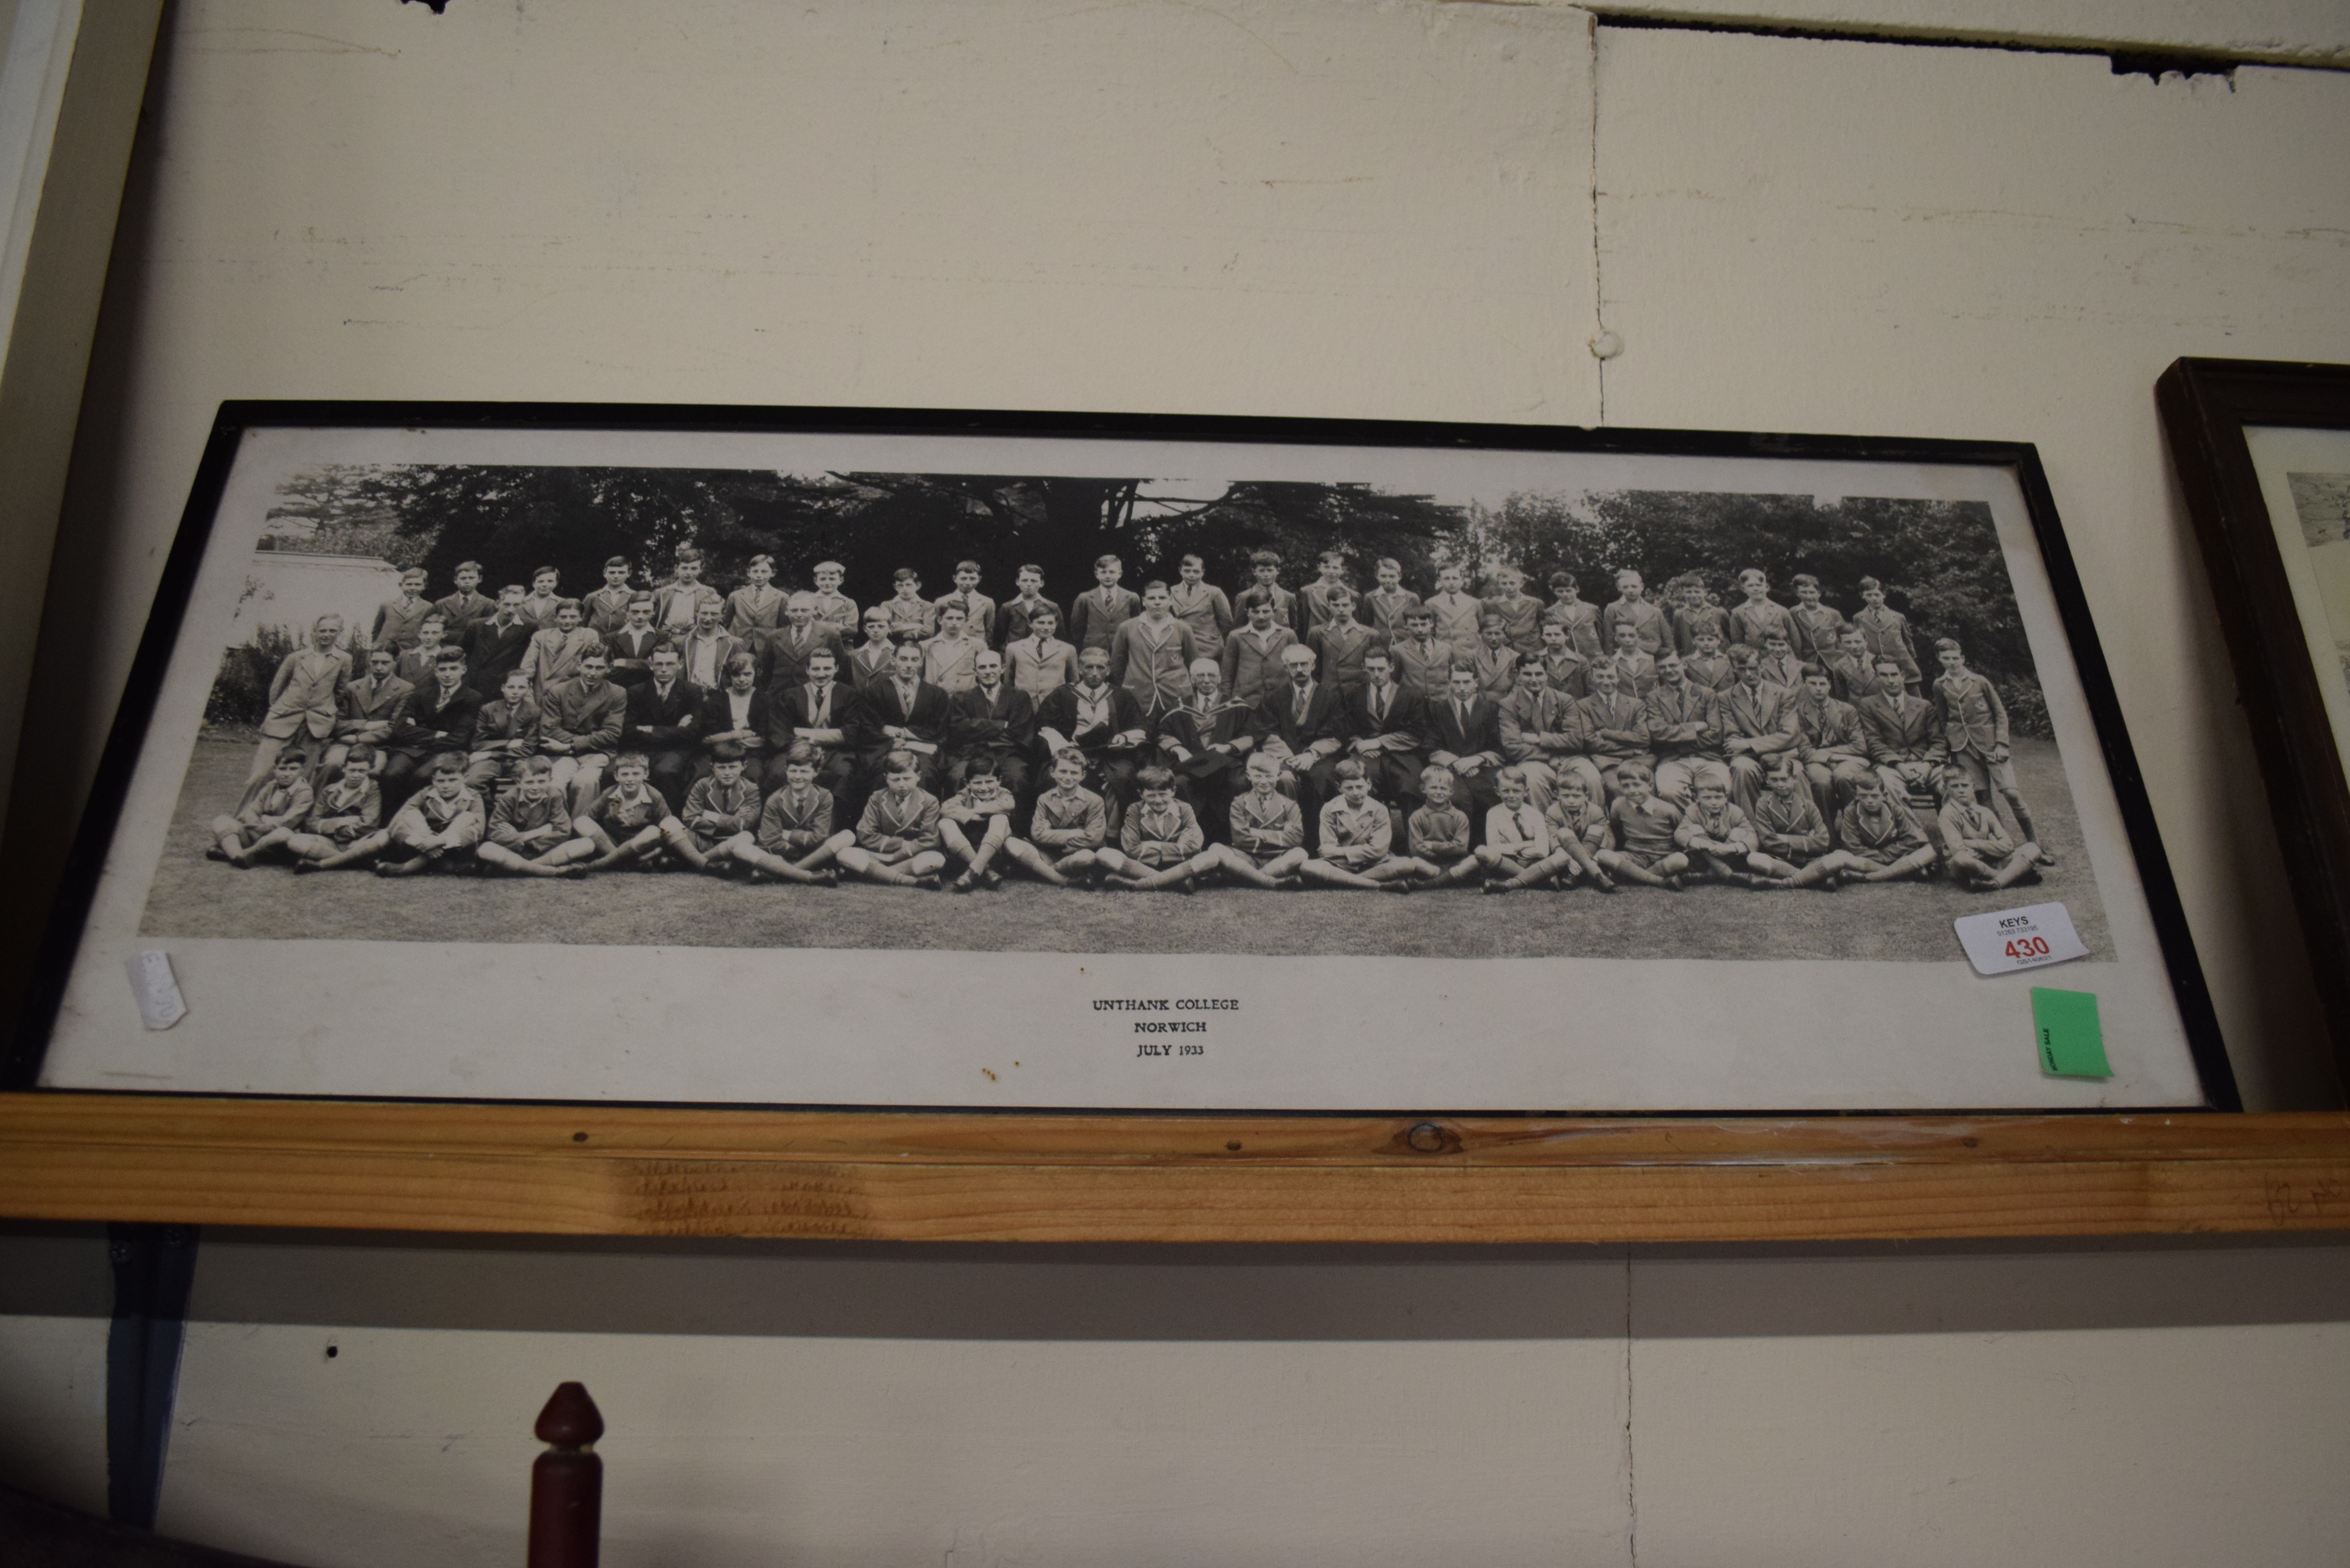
left=860, top=639, right=953, bottom=790
left=579, top=752, right=705, bottom=872
left=1167, top=554, right=1234, bottom=661
left=1004, top=603, right=1079, bottom=700
left=582, top=558, right=639, bottom=639
left=996, top=564, right=1062, bottom=650
left=1572, top=661, right=1651, bottom=803
left=620, top=645, right=702, bottom=808
left=807, top=561, right=859, bottom=640
left=1933, top=637, right=2052, bottom=862
left=654, top=549, right=724, bottom=637
left=464, top=668, right=542, bottom=795
left=433, top=561, right=496, bottom=638
left=370, top=568, right=435, bottom=654
left=1234, top=550, right=1298, bottom=636
left=280, top=744, right=383, bottom=870
left=324, top=645, right=414, bottom=783
left=1387, top=607, right=1456, bottom=702
left=1642, top=652, right=1729, bottom=806
left=1858, top=654, right=1949, bottom=826
left=600, top=597, right=669, bottom=689
left=679, top=746, right=765, bottom=869
left=524, top=599, right=603, bottom=697
left=753, top=594, right=847, bottom=694
left=538, top=648, right=628, bottom=813
left=476, top=755, right=596, bottom=877
left=208, top=754, right=314, bottom=867
left=383, top=648, right=482, bottom=808
left=829, top=749, right=947, bottom=887
left=1068, top=554, right=1142, bottom=652
left=1788, top=573, right=1846, bottom=661
left=1360, top=557, right=1422, bottom=641
left=1109, top=581, right=1200, bottom=718
left=732, top=743, right=842, bottom=884
left=463, top=586, right=538, bottom=690
left=934, top=560, right=997, bottom=643
left=1303, top=758, right=1413, bottom=890
left=1602, top=569, right=1667, bottom=658
left=1854, top=575, right=1921, bottom=693
left=725, top=555, right=787, bottom=637
left=1218, top=596, right=1299, bottom=707
left=1481, top=566, right=1546, bottom=656
left=1542, top=571, right=1603, bottom=659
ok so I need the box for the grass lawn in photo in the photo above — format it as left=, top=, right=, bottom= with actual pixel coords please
left=143, top=735, right=2110, bottom=961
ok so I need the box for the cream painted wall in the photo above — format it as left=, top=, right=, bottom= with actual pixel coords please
left=1596, top=0, right=2350, bottom=64
left=6, top=1, right=2350, bottom=1563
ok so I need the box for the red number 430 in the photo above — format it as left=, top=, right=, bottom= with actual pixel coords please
left=2005, top=936, right=2051, bottom=959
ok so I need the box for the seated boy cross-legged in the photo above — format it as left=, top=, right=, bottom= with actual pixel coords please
left=1222, top=751, right=1311, bottom=887
left=208, top=754, right=314, bottom=868
left=312, top=752, right=485, bottom=877
left=1938, top=768, right=2044, bottom=890
left=827, top=749, right=948, bottom=887
left=1673, top=778, right=1760, bottom=887
left=938, top=755, right=1031, bottom=891
left=1476, top=766, right=1552, bottom=895
left=1100, top=766, right=1215, bottom=892
left=1303, top=758, right=1415, bottom=891
left=680, top=745, right=765, bottom=878
left=1497, top=771, right=1614, bottom=893
left=1026, top=747, right=1111, bottom=886
left=580, top=751, right=705, bottom=872
left=1392, top=764, right=1482, bottom=889
left=281, top=743, right=384, bottom=870
left=727, top=743, right=841, bottom=885
left=1830, top=774, right=1941, bottom=884
left=1594, top=761, right=1691, bottom=890
left=475, top=755, right=596, bottom=876
left=1745, top=756, right=1842, bottom=889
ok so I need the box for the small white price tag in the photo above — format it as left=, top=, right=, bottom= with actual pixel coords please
left=1952, top=902, right=2089, bottom=977
left=125, top=950, right=186, bottom=1031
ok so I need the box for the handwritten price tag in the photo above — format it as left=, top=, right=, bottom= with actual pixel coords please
left=1952, top=902, right=2089, bottom=977
left=124, top=950, right=187, bottom=1030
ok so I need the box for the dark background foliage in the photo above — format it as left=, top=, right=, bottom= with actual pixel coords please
left=257, top=467, right=2047, bottom=732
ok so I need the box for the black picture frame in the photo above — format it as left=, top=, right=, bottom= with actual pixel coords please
left=2159, top=357, right=2350, bottom=1093
left=5, top=399, right=2238, bottom=1112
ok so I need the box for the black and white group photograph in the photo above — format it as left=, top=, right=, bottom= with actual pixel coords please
left=144, top=451, right=2104, bottom=965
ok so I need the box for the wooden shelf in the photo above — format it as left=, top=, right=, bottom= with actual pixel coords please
left=5, top=1094, right=2349, bottom=1242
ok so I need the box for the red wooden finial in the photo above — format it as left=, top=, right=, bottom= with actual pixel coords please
left=535, top=1382, right=604, bottom=1448
left=528, top=1383, right=603, bottom=1568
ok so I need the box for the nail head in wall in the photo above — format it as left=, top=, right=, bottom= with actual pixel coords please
left=1589, top=331, right=1623, bottom=361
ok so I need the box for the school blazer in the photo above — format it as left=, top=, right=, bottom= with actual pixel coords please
left=949, top=684, right=1038, bottom=755
left=1109, top=616, right=1199, bottom=710
left=752, top=624, right=847, bottom=693
left=390, top=684, right=483, bottom=754
left=695, top=687, right=780, bottom=761
left=1419, top=695, right=1504, bottom=762
left=670, top=630, right=743, bottom=689
left=725, top=585, right=788, bottom=636
left=1934, top=672, right=2010, bottom=755
left=1858, top=694, right=1948, bottom=768
left=1218, top=625, right=1299, bottom=705
left=1387, top=637, right=1458, bottom=700
left=334, top=674, right=416, bottom=742
left=1034, top=682, right=1147, bottom=754
left=434, top=589, right=498, bottom=635
left=1792, top=694, right=1866, bottom=758
left=1713, top=681, right=1800, bottom=752
left=621, top=678, right=705, bottom=752
left=1250, top=681, right=1350, bottom=758
left=1641, top=682, right=1721, bottom=758
left=1309, top=621, right=1386, bottom=693
left=1542, top=601, right=1603, bottom=659
left=1068, top=586, right=1142, bottom=651
left=1343, top=685, right=1425, bottom=754
left=1602, top=599, right=1668, bottom=657
left=580, top=586, right=639, bottom=638
left=540, top=678, right=628, bottom=755
left=600, top=625, right=672, bottom=684
left=845, top=642, right=898, bottom=693
left=1671, top=605, right=1730, bottom=659
left=995, top=594, right=1064, bottom=648
left=463, top=616, right=536, bottom=684
left=775, top=681, right=868, bottom=754
left=1790, top=604, right=1847, bottom=661
left=1499, top=687, right=1579, bottom=762
left=860, top=678, right=956, bottom=752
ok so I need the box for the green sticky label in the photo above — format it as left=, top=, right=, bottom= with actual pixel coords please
left=2032, top=987, right=2109, bottom=1077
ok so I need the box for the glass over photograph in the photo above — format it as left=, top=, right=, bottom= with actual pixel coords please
left=28, top=416, right=2215, bottom=1112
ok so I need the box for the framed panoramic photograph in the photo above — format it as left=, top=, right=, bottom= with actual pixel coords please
left=2160, top=357, right=2350, bottom=1083
left=7, top=402, right=2233, bottom=1114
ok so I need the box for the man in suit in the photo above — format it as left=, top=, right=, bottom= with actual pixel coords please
left=601, top=597, right=669, bottom=690
left=859, top=639, right=954, bottom=790
left=1858, top=653, right=1948, bottom=820
left=1251, top=643, right=1350, bottom=818
left=1714, top=644, right=1803, bottom=814
left=1155, top=657, right=1258, bottom=838
left=769, top=646, right=865, bottom=798
left=620, top=644, right=703, bottom=808
left=1034, top=647, right=1151, bottom=830
left=948, top=648, right=1037, bottom=797
left=382, top=647, right=482, bottom=809
left=247, top=615, right=353, bottom=784
left=754, top=593, right=847, bottom=694
left=1342, top=645, right=1425, bottom=821
left=1642, top=651, right=1730, bottom=807
left=1420, top=661, right=1506, bottom=822
left=462, top=585, right=537, bottom=691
